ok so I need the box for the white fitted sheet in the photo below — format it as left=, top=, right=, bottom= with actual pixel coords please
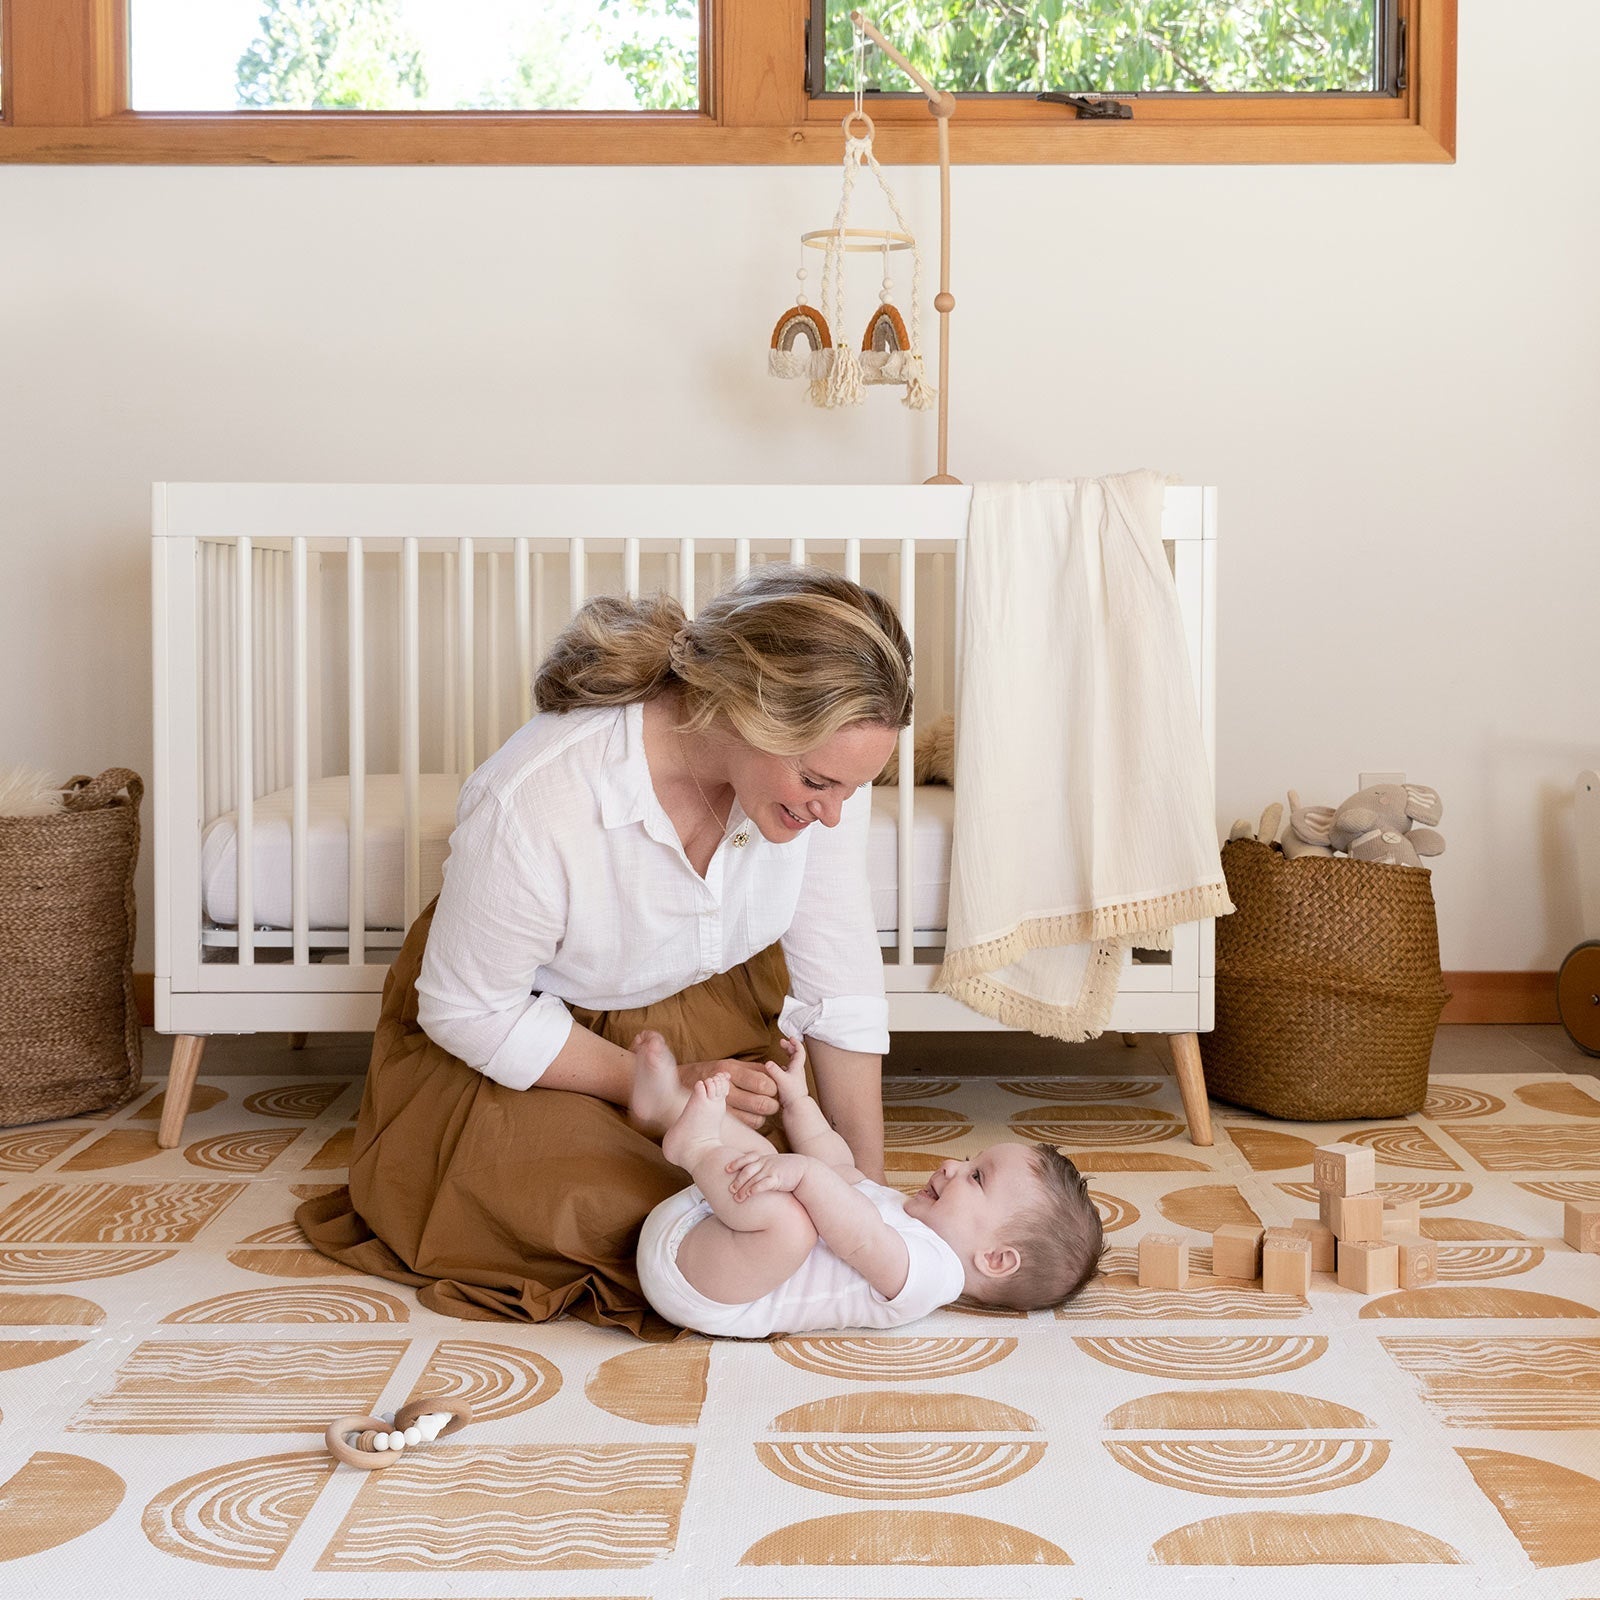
left=200, top=777, right=952, bottom=936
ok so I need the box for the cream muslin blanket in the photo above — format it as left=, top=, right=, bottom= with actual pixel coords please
left=934, top=473, right=1232, bottom=1040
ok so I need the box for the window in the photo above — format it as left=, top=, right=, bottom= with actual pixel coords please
left=0, top=0, right=1455, bottom=164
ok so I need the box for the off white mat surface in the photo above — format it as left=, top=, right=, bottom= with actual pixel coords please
left=2, top=1070, right=1598, bottom=1597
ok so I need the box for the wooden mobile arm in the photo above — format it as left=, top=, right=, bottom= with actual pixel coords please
left=850, top=10, right=958, bottom=485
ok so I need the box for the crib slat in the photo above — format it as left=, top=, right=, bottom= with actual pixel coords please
left=347, top=538, right=366, bottom=967
left=897, top=537, right=916, bottom=966
left=458, top=537, right=475, bottom=777
left=514, top=536, right=532, bottom=728
left=533, top=550, right=547, bottom=689
left=486, top=550, right=501, bottom=755
left=734, top=538, right=750, bottom=580
left=624, top=537, right=640, bottom=600
left=789, top=538, right=805, bottom=567
left=291, top=536, right=310, bottom=967
left=679, top=537, right=696, bottom=618
left=235, top=536, right=255, bottom=966
left=569, top=538, right=586, bottom=618
left=844, top=537, right=861, bottom=584
left=201, top=544, right=219, bottom=822
left=441, top=551, right=457, bottom=775
left=402, top=537, right=421, bottom=928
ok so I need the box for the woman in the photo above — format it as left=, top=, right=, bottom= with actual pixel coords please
left=300, top=565, right=911, bottom=1338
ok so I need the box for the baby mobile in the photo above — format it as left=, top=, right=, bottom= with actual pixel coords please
left=768, top=10, right=959, bottom=484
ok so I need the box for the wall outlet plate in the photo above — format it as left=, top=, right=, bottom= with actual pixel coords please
left=1359, top=771, right=1405, bottom=791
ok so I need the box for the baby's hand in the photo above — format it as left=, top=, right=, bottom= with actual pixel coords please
left=766, top=1035, right=809, bottom=1107
left=726, top=1150, right=810, bottom=1201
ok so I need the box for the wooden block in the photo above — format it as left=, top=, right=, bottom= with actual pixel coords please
left=1382, top=1196, right=1422, bottom=1233
left=1314, top=1142, right=1376, bottom=1197
left=1138, top=1232, right=1189, bottom=1289
left=1322, top=1189, right=1384, bottom=1244
left=1336, top=1238, right=1400, bottom=1295
left=1390, top=1231, right=1438, bottom=1288
left=1261, top=1231, right=1312, bottom=1296
left=1565, top=1201, right=1600, bottom=1254
left=1211, top=1224, right=1264, bottom=1280
left=1291, top=1218, right=1337, bottom=1272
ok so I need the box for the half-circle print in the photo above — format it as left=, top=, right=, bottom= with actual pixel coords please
left=1227, top=1129, right=1317, bottom=1171
left=411, top=1340, right=561, bottom=1423
left=0, top=1129, right=85, bottom=1172
left=0, top=1293, right=104, bottom=1326
left=163, top=1286, right=408, bottom=1324
left=1420, top=1216, right=1528, bottom=1241
left=1435, top=1245, right=1544, bottom=1281
left=1157, top=1185, right=1261, bottom=1233
left=1458, top=1448, right=1600, bottom=1566
left=1057, top=1279, right=1309, bottom=1321
left=757, top=1440, right=1043, bottom=1500
left=771, top=1335, right=1015, bottom=1383
left=0, top=1247, right=175, bottom=1283
left=1381, top=1337, right=1600, bottom=1430
left=1151, top=1511, right=1462, bottom=1565
left=1425, top=1085, right=1506, bottom=1118
left=740, top=1510, right=1070, bottom=1566
left=132, top=1083, right=226, bottom=1122
left=1517, top=1179, right=1600, bottom=1203
left=1340, top=1126, right=1460, bottom=1170
left=881, top=1078, right=958, bottom=1100
left=1276, top=1180, right=1472, bottom=1208
left=1075, top=1336, right=1327, bottom=1381
left=1105, top=1389, right=1372, bottom=1431
left=1362, top=1288, right=1599, bottom=1320
left=304, top=1127, right=355, bottom=1170
left=0, top=1452, right=125, bottom=1562
left=997, top=1078, right=1162, bottom=1100
left=1107, top=1438, right=1389, bottom=1498
left=59, top=1130, right=162, bottom=1170
left=1063, top=1151, right=1212, bottom=1173
left=585, top=1340, right=707, bottom=1426
left=185, top=1131, right=300, bottom=1174
left=242, top=1082, right=349, bottom=1119
left=237, top=1221, right=309, bottom=1245
left=1091, top=1190, right=1139, bottom=1233
left=772, top=1391, right=1037, bottom=1434
left=143, top=1451, right=333, bottom=1568
left=1437, top=1124, right=1600, bottom=1170
left=1514, top=1081, right=1600, bottom=1118
left=883, top=1107, right=971, bottom=1147
left=225, top=1248, right=358, bottom=1279
left=0, top=1339, right=88, bottom=1372
left=1010, top=1106, right=1179, bottom=1146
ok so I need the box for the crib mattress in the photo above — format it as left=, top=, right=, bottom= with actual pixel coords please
left=200, top=776, right=953, bottom=937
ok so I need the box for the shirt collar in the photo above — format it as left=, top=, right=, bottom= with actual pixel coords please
left=598, top=702, right=655, bottom=832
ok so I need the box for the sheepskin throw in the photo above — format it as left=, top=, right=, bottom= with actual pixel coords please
left=935, top=474, right=1232, bottom=1040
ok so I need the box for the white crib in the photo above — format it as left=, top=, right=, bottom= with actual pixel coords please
left=152, top=483, right=1220, bottom=1147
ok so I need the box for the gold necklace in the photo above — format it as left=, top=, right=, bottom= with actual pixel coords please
left=677, top=729, right=749, bottom=849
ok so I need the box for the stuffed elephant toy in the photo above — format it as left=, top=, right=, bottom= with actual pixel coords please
left=1283, top=783, right=1444, bottom=868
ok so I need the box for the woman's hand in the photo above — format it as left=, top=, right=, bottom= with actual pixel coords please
left=677, top=1058, right=778, bottom=1127
left=726, top=1150, right=812, bottom=1201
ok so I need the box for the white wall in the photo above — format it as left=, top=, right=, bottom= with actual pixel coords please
left=2, top=1, right=1596, bottom=974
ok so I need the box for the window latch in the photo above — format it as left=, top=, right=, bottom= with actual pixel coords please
left=1036, top=92, right=1132, bottom=120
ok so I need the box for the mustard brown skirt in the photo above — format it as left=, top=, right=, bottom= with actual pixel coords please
left=297, top=898, right=790, bottom=1341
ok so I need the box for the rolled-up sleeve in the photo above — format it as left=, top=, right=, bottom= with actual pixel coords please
left=416, top=789, right=574, bottom=1090
left=779, top=783, right=889, bottom=1055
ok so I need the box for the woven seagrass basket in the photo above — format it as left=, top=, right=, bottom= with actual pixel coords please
left=0, top=769, right=144, bottom=1128
left=1203, top=839, right=1449, bottom=1120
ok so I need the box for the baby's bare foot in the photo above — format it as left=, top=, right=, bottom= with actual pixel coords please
left=628, top=1030, right=686, bottom=1138
left=661, top=1073, right=730, bottom=1170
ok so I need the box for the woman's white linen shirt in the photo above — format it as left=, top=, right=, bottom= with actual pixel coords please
left=415, top=702, right=889, bottom=1089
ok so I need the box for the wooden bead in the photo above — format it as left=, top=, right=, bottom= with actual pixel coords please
left=933, top=292, right=955, bottom=313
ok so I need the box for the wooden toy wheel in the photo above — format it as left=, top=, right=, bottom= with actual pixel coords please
left=1558, top=941, right=1600, bottom=1056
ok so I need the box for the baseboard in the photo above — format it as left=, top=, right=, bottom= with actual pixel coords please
left=1441, top=971, right=1559, bottom=1025
left=132, top=970, right=1563, bottom=1031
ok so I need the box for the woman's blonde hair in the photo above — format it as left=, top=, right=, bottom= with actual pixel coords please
left=533, top=564, right=912, bottom=753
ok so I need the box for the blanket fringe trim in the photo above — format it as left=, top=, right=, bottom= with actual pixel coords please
left=937, top=940, right=1128, bottom=1043
left=935, top=880, right=1234, bottom=988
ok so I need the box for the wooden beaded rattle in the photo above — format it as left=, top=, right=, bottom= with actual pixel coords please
left=324, top=1397, right=474, bottom=1470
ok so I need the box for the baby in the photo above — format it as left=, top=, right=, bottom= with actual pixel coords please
left=629, top=1029, right=1103, bottom=1338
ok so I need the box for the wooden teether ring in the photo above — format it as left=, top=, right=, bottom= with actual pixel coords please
left=325, top=1415, right=399, bottom=1470
left=841, top=110, right=875, bottom=141
left=394, top=1397, right=474, bottom=1438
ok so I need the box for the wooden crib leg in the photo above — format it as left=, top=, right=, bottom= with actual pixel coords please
left=1120, top=1033, right=1139, bottom=1048
left=1168, top=1033, right=1213, bottom=1147
left=289, top=1033, right=309, bottom=1050
left=158, top=1035, right=207, bottom=1149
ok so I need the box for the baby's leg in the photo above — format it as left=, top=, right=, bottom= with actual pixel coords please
left=770, top=1038, right=857, bottom=1170
left=663, top=1076, right=818, bottom=1304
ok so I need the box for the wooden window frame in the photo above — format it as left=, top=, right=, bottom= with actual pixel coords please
left=0, top=0, right=1454, bottom=165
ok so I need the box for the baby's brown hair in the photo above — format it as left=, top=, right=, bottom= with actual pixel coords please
left=983, top=1144, right=1105, bottom=1312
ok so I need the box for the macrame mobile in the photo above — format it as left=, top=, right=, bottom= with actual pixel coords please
left=769, top=19, right=936, bottom=414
